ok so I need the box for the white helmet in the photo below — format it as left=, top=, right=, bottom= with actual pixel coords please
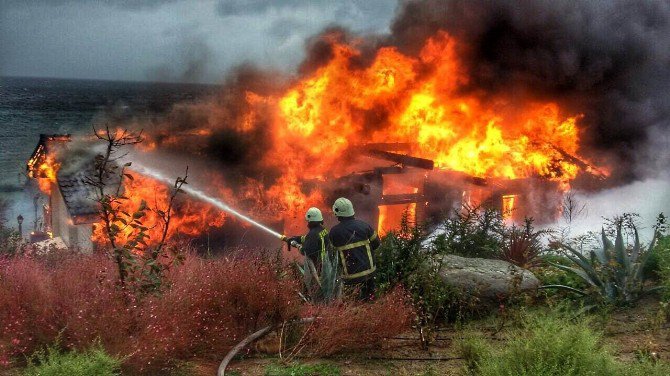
left=305, top=207, right=323, bottom=222
left=332, top=197, right=355, bottom=217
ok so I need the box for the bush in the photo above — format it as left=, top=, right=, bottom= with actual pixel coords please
left=431, top=205, right=505, bottom=259
left=474, top=313, right=619, bottom=375
left=129, top=254, right=302, bottom=373
left=0, top=252, right=302, bottom=374
left=500, top=219, right=548, bottom=268
left=23, top=343, right=121, bottom=376
left=544, top=215, right=663, bottom=307
left=297, top=288, right=413, bottom=356
left=376, top=218, right=485, bottom=329
left=265, top=362, right=340, bottom=376
left=465, top=311, right=670, bottom=376
left=654, top=235, right=670, bottom=301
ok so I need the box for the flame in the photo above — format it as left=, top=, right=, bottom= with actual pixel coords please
left=238, top=30, right=594, bottom=217
left=35, top=155, right=60, bottom=194
left=125, top=29, right=605, bottom=237
left=502, top=194, right=517, bottom=220
left=92, top=173, right=227, bottom=250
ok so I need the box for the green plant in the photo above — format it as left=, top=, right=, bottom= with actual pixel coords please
left=0, top=198, right=21, bottom=255
left=500, top=218, right=549, bottom=268
left=469, top=311, right=670, bottom=376
left=24, top=343, right=121, bottom=376
left=542, top=215, right=663, bottom=307
left=457, top=334, right=490, bottom=372
left=654, top=234, right=670, bottom=302
left=375, top=216, right=480, bottom=346
left=432, top=205, right=505, bottom=259
left=265, top=362, right=340, bottom=376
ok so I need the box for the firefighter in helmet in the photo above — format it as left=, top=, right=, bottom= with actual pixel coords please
left=329, top=197, right=380, bottom=300
left=283, top=207, right=330, bottom=271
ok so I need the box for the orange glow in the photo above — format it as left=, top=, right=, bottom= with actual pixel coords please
left=35, top=155, right=60, bottom=195
left=92, top=173, right=227, bottom=250
left=502, top=194, right=517, bottom=219
left=378, top=203, right=416, bottom=236
left=130, top=29, right=606, bottom=235
left=249, top=30, right=595, bottom=219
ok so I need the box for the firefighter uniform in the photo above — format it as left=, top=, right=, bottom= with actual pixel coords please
left=287, top=224, right=330, bottom=270
left=329, top=210, right=380, bottom=300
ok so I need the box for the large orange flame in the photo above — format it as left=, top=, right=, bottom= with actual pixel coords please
left=250, top=31, right=591, bottom=212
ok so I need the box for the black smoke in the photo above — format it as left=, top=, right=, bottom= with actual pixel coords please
left=145, top=0, right=670, bottom=191
left=387, top=0, right=670, bottom=184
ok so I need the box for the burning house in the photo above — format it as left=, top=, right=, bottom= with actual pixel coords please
left=27, top=134, right=98, bottom=251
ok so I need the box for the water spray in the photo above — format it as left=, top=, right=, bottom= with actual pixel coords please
left=129, top=164, right=301, bottom=248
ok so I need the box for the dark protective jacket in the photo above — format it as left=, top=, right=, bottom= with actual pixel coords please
left=290, top=224, right=330, bottom=270
left=329, top=216, right=380, bottom=284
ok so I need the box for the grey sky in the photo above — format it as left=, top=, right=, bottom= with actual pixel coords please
left=0, top=0, right=398, bottom=83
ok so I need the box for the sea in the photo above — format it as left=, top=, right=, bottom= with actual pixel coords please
left=0, top=76, right=215, bottom=228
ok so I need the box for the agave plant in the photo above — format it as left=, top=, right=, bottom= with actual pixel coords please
left=300, top=248, right=342, bottom=303
left=500, top=218, right=550, bottom=269
left=542, top=222, right=661, bottom=306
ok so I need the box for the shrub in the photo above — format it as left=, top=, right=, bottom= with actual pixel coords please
left=24, top=343, right=121, bottom=376
left=467, top=311, right=670, bottom=376
left=265, top=362, right=340, bottom=376
left=297, top=288, right=413, bottom=356
left=654, top=235, right=670, bottom=300
left=431, top=205, right=505, bottom=259
left=0, top=252, right=303, bottom=374
left=474, top=312, right=619, bottom=375
left=500, top=218, right=548, bottom=268
left=543, top=215, right=663, bottom=307
left=376, top=216, right=487, bottom=341
left=128, top=254, right=302, bottom=373
left=0, top=257, right=58, bottom=363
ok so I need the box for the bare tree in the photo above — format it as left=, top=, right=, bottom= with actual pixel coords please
left=561, top=191, right=587, bottom=224
left=87, top=125, right=187, bottom=289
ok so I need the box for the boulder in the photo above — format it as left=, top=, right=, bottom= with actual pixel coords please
left=436, top=254, right=540, bottom=302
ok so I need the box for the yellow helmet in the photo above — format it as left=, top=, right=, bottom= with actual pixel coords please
left=332, top=197, right=355, bottom=217
left=305, top=207, right=323, bottom=222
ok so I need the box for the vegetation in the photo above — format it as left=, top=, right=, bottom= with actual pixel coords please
left=500, top=218, right=548, bottom=268
left=23, top=343, right=121, bottom=376
left=460, top=310, right=670, bottom=376
left=265, top=362, right=340, bottom=376
left=431, top=205, right=505, bottom=259
left=375, top=217, right=480, bottom=346
left=87, top=125, right=189, bottom=291
left=543, top=214, right=664, bottom=307
left=0, top=198, right=21, bottom=256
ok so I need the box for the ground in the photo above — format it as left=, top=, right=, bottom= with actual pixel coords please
left=1, top=300, right=666, bottom=375
left=216, top=298, right=670, bottom=376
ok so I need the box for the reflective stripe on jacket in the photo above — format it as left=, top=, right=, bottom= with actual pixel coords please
left=296, top=226, right=330, bottom=269
left=329, top=217, right=380, bottom=282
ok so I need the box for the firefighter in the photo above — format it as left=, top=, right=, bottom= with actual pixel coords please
left=283, top=207, right=330, bottom=271
left=329, top=197, right=380, bottom=300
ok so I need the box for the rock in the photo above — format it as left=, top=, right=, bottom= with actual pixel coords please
left=436, top=254, right=540, bottom=302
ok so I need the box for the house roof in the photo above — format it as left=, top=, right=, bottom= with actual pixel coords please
left=55, top=149, right=121, bottom=225
left=57, top=166, right=100, bottom=225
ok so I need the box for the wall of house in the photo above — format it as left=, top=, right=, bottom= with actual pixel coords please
left=50, top=183, right=94, bottom=253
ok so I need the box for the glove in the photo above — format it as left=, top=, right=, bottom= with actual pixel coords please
left=284, top=236, right=301, bottom=246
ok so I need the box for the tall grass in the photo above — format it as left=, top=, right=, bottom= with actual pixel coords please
left=1, top=252, right=414, bottom=374
left=460, top=311, right=670, bottom=376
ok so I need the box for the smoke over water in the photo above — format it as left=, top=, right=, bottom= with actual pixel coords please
left=125, top=0, right=669, bottom=234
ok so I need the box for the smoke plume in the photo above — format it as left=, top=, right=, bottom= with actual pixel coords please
left=135, top=0, right=670, bottom=219
left=388, top=0, right=670, bottom=184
